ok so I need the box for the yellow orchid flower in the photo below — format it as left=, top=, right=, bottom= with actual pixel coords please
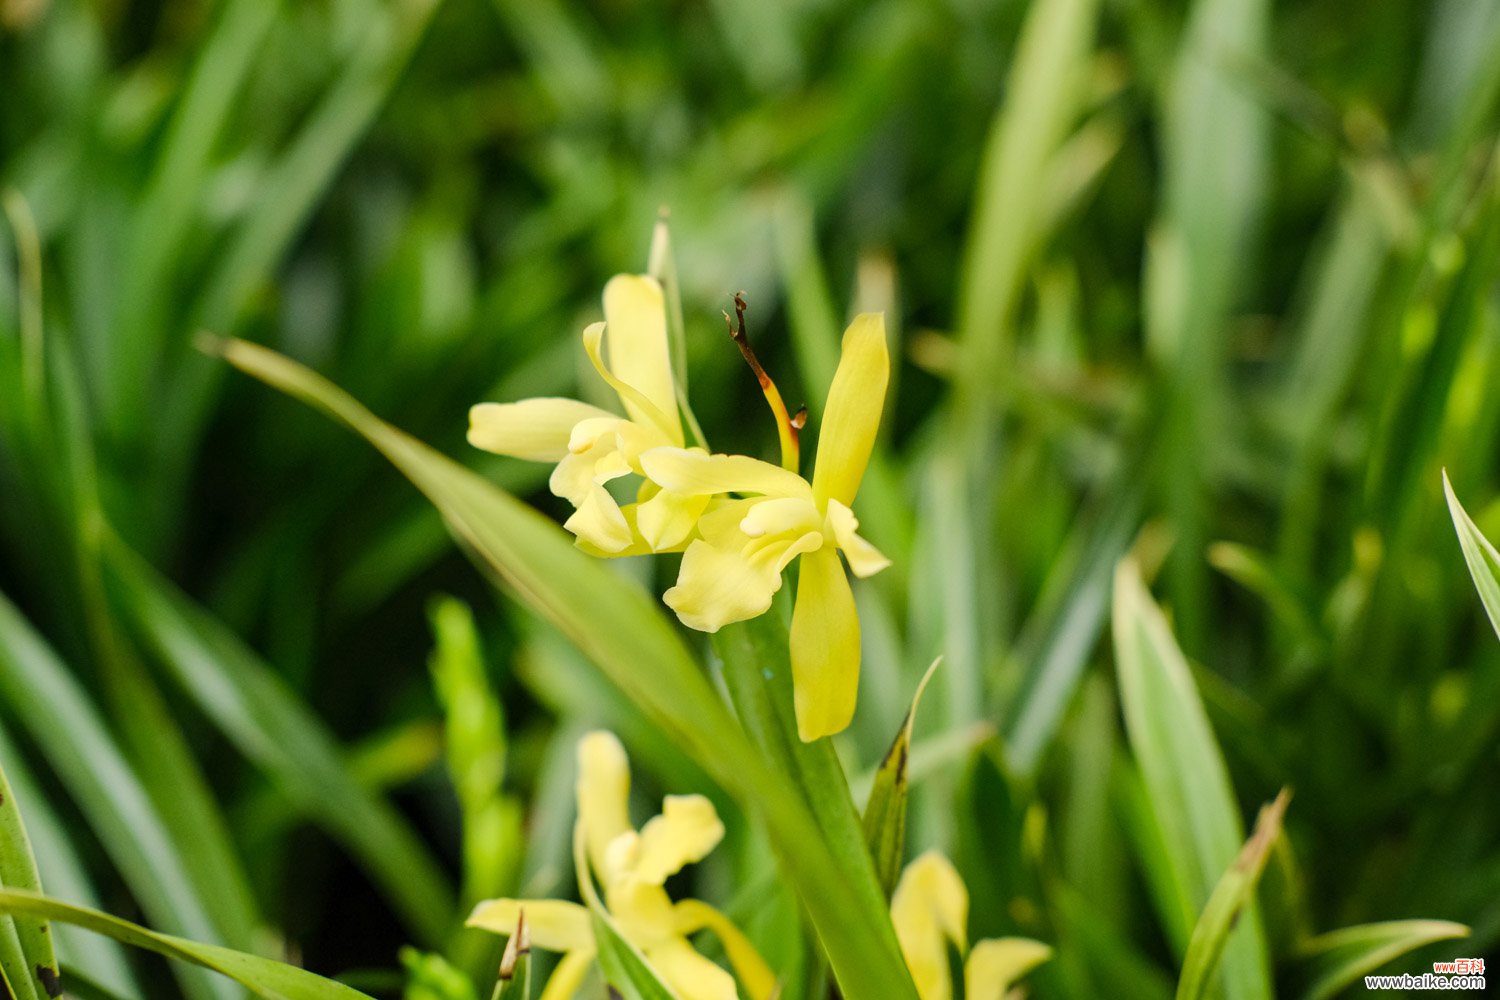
left=468, top=275, right=711, bottom=555
left=639, top=313, right=892, bottom=741
left=467, top=731, right=775, bottom=1000
left=891, top=852, right=1052, bottom=1000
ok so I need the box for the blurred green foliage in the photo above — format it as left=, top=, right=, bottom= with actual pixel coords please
left=2, top=0, right=1500, bottom=997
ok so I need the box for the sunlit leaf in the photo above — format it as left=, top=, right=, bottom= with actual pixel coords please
left=862, top=657, right=941, bottom=899
left=1288, top=920, right=1469, bottom=1000
left=0, top=890, right=373, bottom=1000
left=1112, top=558, right=1273, bottom=1000
left=1442, top=470, right=1500, bottom=640
left=1176, top=789, right=1290, bottom=1000
left=0, top=761, right=58, bottom=1000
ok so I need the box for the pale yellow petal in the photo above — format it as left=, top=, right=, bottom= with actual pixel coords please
left=603, top=275, right=680, bottom=439
left=695, top=498, right=762, bottom=548
left=549, top=448, right=604, bottom=506
left=790, top=547, right=861, bottom=741
left=964, top=938, right=1052, bottom=1000
left=539, top=948, right=596, bottom=1000
left=895, top=852, right=970, bottom=953
left=468, top=399, right=615, bottom=461
left=563, top=484, right=634, bottom=554
left=891, top=852, right=973, bottom=1000
left=636, top=489, right=712, bottom=551
left=645, top=938, right=738, bottom=1000
left=591, top=450, right=634, bottom=485
left=739, top=496, right=822, bottom=539
left=673, top=900, right=778, bottom=1000
left=750, top=530, right=823, bottom=576
left=614, top=418, right=670, bottom=466
left=663, top=539, right=785, bottom=633
left=602, top=877, right=678, bottom=948
left=582, top=322, right=681, bottom=445
left=576, top=731, right=633, bottom=875
left=568, top=416, right=622, bottom=454
left=632, top=795, right=725, bottom=884
left=640, top=447, right=813, bottom=500
left=826, top=498, right=891, bottom=577
left=811, top=313, right=888, bottom=507
left=465, top=898, right=594, bottom=952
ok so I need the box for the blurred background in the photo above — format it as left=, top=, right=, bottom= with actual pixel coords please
left=2, top=0, right=1499, bottom=997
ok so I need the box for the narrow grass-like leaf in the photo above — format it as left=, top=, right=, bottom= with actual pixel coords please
left=712, top=610, right=908, bottom=982
left=862, top=657, right=940, bottom=899
left=1442, top=470, right=1500, bottom=640
left=0, top=592, right=227, bottom=1000
left=101, top=540, right=455, bottom=944
left=1004, top=474, right=1143, bottom=773
left=210, top=336, right=919, bottom=1000
left=0, top=890, right=374, bottom=1000
left=955, top=0, right=1099, bottom=412
left=0, top=724, right=136, bottom=996
left=0, top=761, right=58, bottom=1000
left=1289, top=920, right=1469, bottom=1000
left=1176, top=788, right=1290, bottom=1000
left=1112, top=558, right=1272, bottom=1000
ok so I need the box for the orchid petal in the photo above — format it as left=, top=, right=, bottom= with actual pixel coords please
left=636, top=488, right=711, bottom=551
left=826, top=498, right=891, bottom=577
left=582, top=322, right=680, bottom=445
left=563, top=484, right=634, bottom=554
left=603, top=275, right=681, bottom=441
left=740, top=496, right=822, bottom=539
left=466, top=898, right=594, bottom=952
left=645, top=938, right=739, bottom=1000
left=568, top=416, right=622, bottom=454
left=963, top=938, right=1052, bottom=1000
left=663, top=539, right=784, bottom=633
left=811, top=313, right=888, bottom=507
left=549, top=447, right=605, bottom=505
left=576, top=731, right=633, bottom=875
left=640, top=447, right=813, bottom=500
left=790, top=547, right=861, bottom=741
left=673, top=900, right=779, bottom=1000
left=633, top=795, right=725, bottom=884
left=539, top=949, right=596, bottom=1000
left=891, top=852, right=970, bottom=1000
left=468, top=398, right=615, bottom=461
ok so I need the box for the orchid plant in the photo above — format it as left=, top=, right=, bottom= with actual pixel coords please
left=468, top=272, right=891, bottom=741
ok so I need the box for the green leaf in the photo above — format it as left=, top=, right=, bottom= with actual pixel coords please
left=862, top=658, right=941, bottom=899
left=712, top=609, right=911, bottom=993
left=1288, top=920, right=1470, bottom=1000
left=100, top=539, right=456, bottom=945
left=955, top=0, right=1101, bottom=395
left=1176, top=789, right=1291, bottom=1000
left=0, top=592, right=229, bottom=1000
left=1442, top=470, right=1500, bottom=640
left=1112, top=558, right=1273, bottom=1000
left=0, top=761, right=59, bottom=1000
left=0, top=890, right=374, bottom=1000
left=400, top=948, right=478, bottom=1000
left=210, top=336, right=919, bottom=1000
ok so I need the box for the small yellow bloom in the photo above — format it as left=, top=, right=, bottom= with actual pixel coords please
left=468, top=276, right=710, bottom=555
left=643, top=314, right=892, bottom=741
left=891, top=852, right=1052, bottom=1000
left=468, top=732, right=775, bottom=1000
